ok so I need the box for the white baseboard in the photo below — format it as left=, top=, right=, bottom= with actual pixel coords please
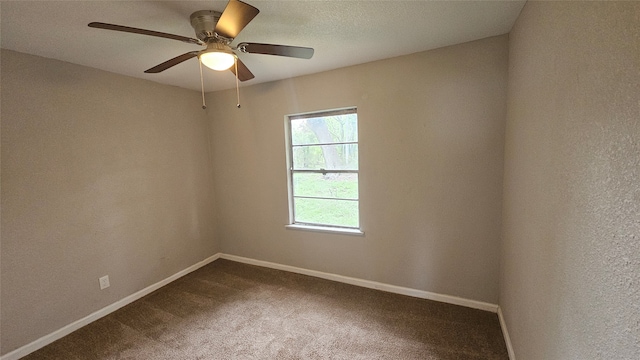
left=219, top=253, right=499, bottom=313
left=498, top=306, right=516, bottom=360
left=1, top=253, right=221, bottom=360
left=4, top=252, right=503, bottom=360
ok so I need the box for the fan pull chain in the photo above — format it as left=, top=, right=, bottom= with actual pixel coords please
left=235, top=57, right=241, bottom=109
left=198, top=57, right=207, bottom=110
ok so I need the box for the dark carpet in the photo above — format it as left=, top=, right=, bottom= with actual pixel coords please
left=22, top=259, right=508, bottom=359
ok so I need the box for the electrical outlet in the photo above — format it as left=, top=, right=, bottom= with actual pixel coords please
left=99, top=275, right=110, bottom=290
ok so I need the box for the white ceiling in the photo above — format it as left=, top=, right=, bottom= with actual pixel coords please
left=1, top=1, right=525, bottom=93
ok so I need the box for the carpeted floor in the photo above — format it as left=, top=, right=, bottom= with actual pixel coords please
left=22, top=259, right=508, bottom=359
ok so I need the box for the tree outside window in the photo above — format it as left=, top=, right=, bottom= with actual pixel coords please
left=287, top=108, right=359, bottom=229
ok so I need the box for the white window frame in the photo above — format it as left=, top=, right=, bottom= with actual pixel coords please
left=284, top=107, right=363, bottom=235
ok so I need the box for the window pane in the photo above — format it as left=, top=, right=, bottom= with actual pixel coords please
left=294, top=197, right=359, bottom=228
left=291, top=113, right=358, bottom=146
left=293, top=173, right=358, bottom=199
left=287, top=108, right=359, bottom=230
left=292, top=144, right=358, bottom=170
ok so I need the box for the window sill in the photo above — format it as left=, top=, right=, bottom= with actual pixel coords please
left=285, top=224, right=364, bottom=236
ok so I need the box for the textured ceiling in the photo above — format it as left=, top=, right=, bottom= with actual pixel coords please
left=1, top=1, right=526, bottom=92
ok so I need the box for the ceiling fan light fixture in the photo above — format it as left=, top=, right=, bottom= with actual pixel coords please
left=200, top=49, right=236, bottom=71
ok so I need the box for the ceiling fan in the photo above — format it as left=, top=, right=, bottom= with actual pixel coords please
left=88, top=0, right=314, bottom=106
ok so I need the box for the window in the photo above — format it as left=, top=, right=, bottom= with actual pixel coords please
left=285, top=108, right=360, bottom=232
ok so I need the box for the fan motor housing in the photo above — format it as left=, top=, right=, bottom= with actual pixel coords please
left=190, top=10, right=223, bottom=42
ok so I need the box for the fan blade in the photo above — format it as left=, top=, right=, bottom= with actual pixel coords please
left=229, top=58, right=255, bottom=81
left=237, top=43, right=314, bottom=59
left=214, top=0, right=260, bottom=40
left=88, top=22, right=203, bottom=46
left=144, top=52, right=199, bottom=73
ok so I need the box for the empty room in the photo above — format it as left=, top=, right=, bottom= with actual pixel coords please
left=1, top=1, right=638, bottom=359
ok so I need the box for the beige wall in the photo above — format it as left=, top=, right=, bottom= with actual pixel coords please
left=0, top=50, right=218, bottom=354
left=501, top=2, right=640, bottom=359
left=207, top=35, right=508, bottom=304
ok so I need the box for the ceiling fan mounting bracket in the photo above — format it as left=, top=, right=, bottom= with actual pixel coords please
left=190, top=10, right=230, bottom=44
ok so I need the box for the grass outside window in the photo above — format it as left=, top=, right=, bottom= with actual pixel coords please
left=286, top=108, right=360, bottom=230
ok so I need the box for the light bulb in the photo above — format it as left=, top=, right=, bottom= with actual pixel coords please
left=200, top=51, right=235, bottom=71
